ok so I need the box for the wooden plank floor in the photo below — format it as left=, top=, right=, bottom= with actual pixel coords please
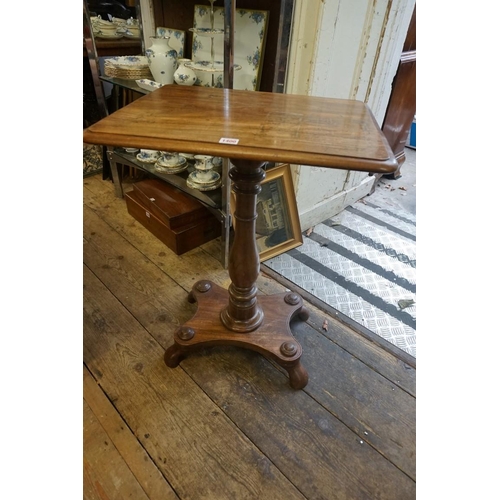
left=83, top=174, right=416, bottom=500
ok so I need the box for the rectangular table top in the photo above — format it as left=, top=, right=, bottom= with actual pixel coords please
left=83, top=85, right=397, bottom=174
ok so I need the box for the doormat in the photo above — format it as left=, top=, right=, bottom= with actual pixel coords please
left=83, top=143, right=103, bottom=177
left=263, top=199, right=416, bottom=359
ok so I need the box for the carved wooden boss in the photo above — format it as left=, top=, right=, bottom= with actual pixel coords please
left=83, top=85, right=397, bottom=389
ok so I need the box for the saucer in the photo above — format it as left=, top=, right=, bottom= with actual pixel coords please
left=154, top=158, right=188, bottom=174
left=186, top=170, right=221, bottom=191
left=136, top=152, right=160, bottom=163
left=155, top=156, right=187, bottom=169
left=179, top=152, right=196, bottom=160
left=125, top=147, right=139, bottom=153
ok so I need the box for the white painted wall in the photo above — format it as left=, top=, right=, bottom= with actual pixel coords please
left=139, top=0, right=156, bottom=49
left=286, top=0, right=415, bottom=230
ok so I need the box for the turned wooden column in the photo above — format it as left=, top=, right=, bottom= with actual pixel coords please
left=220, top=159, right=265, bottom=332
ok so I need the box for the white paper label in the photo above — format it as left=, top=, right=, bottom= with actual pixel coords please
left=219, top=137, right=239, bottom=144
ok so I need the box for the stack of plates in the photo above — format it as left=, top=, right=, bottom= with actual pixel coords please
left=104, top=56, right=152, bottom=79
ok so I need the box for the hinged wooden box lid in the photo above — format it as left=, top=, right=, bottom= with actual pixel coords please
left=125, top=191, right=221, bottom=255
left=132, top=179, right=211, bottom=229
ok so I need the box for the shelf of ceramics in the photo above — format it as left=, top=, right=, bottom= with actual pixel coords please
left=185, top=60, right=241, bottom=73
left=111, top=149, right=223, bottom=213
left=185, top=61, right=241, bottom=88
left=192, top=5, right=269, bottom=90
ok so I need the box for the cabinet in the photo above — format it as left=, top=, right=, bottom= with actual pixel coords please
left=381, top=5, right=416, bottom=180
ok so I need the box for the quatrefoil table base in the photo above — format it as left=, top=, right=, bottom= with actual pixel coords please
left=164, top=280, right=310, bottom=389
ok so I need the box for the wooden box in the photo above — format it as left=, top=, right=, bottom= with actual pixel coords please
left=125, top=190, right=221, bottom=255
left=131, top=179, right=212, bottom=229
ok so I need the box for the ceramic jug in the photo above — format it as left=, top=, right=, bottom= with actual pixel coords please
left=146, top=36, right=178, bottom=85
left=173, top=59, right=197, bottom=86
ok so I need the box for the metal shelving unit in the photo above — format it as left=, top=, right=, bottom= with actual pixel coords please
left=84, top=0, right=237, bottom=268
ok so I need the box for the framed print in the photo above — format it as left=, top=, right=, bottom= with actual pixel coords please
left=231, top=164, right=303, bottom=261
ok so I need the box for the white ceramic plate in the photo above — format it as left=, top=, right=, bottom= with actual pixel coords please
left=155, top=156, right=188, bottom=169
left=185, top=60, right=241, bottom=73
left=105, top=56, right=149, bottom=70
left=192, top=5, right=269, bottom=90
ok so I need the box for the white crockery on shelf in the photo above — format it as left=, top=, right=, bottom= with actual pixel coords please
left=105, top=56, right=149, bottom=70
left=136, top=149, right=160, bottom=163
left=154, top=156, right=188, bottom=174
left=146, top=36, right=178, bottom=85
left=157, top=152, right=181, bottom=166
left=174, top=59, right=197, bottom=86
left=135, top=79, right=164, bottom=92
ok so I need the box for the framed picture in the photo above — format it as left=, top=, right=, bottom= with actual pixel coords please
left=231, top=163, right=303, bottom=261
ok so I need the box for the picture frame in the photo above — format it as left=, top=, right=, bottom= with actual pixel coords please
left=231, top=163, right=303, bottom=261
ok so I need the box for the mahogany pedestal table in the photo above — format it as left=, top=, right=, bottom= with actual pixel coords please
left=83, top=85, right=397, bottom=389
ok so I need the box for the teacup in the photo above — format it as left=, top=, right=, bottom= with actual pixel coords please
left=139, top=149, right=160, bottom=160
left=157, top=152, right=180, bottom=166
left=194, top=155, right=214, bottom=170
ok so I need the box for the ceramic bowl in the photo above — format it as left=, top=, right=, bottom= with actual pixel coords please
left=125, top=27, right=141, bottom=36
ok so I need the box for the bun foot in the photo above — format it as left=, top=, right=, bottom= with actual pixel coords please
left=297, top=306, right=309, bottom=322
left=285, top=361, right=309, bottom=390
left=164, top=344, right=185, bottom=368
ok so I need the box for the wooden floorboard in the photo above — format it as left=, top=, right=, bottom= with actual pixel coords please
left=83, top=174, right=416, bottom=499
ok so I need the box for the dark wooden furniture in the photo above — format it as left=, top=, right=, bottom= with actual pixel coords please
left=380, top=5, right=416, bottom=180
left=83, top=37, right=142, bottom=58
left=83, top=84, right=397, bottom=389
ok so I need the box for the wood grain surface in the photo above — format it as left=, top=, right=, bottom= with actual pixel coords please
left=83, top=85, right=397, bottom=173
left=83, top=174, right=416, bottom=499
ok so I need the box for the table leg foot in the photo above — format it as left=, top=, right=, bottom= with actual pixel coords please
left=284, top=360, right=309, bottom=390
left=164, top=280, right=309, bottom=389
left=164, top=344, right=186, bottom=368
left=297, top=305, right=310, bottom=322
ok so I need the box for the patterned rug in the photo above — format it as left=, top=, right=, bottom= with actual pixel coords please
left=263, top=199, right=416, bottom=359
left=83, top=143, right=103, bottom=177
